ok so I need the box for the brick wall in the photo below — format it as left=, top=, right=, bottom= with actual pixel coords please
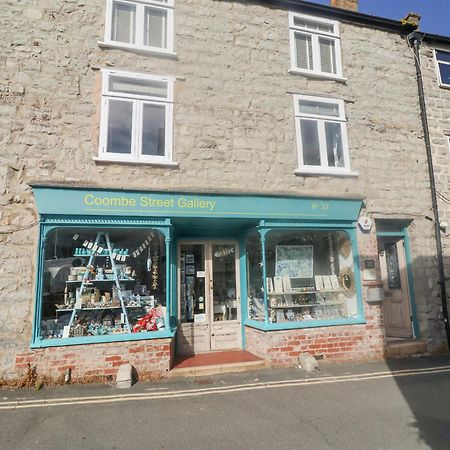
left=246, top=305, right=384, bottom=366
left=13, top=338, right=174, bottom=382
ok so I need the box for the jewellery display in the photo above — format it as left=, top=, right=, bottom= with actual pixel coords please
left=249, top=230, right=358, bottom=324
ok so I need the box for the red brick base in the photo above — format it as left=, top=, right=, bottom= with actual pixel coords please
left=245, top=306, right=385, bottom=366
left=14, top=338, right=175, bottom=382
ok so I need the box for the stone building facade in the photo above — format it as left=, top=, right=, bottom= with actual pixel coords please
left=0, top=0, right=447, bottom=381
left=416, top=35, right=450, bottom=324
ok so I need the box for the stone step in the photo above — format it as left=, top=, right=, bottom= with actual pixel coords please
left=387, top=339, right=428, bottom=358
left=168, top=360, right=268, bottom=378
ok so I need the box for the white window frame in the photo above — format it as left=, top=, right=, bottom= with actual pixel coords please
left=97, top=69, right=175, bottom=165
left=434, top=48, right=450, bottom=89
left=288, top=12, right=344, bottom=81
left=101, top=0, right=175, bottom=56
left=293, top=94, right=356, bottom=176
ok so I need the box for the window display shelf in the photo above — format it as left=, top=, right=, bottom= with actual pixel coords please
left=268, top=289, right=344, bottom=295
left=271, top=301, right=345, bottom=309
left=65, top=279, right=135, bottom=284
left=56, top=305, right=144, bottom=312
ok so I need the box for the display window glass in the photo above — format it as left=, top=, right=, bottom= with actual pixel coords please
left=40, top=227, right=166, bottom=340
left=264, top=229, right=358, bottom=324
left=246, top=232, right=265, bottom=322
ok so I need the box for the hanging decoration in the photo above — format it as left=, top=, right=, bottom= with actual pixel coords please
left=151, top=248, right=159, bottom=291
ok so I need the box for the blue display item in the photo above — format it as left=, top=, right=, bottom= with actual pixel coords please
left=32, top=185, right=362, bottom=221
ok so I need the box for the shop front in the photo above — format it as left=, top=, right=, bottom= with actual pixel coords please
left=27, top=185, right=379, bottom=378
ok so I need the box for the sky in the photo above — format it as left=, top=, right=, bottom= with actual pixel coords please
left=309, top=0, right=449, bottom=36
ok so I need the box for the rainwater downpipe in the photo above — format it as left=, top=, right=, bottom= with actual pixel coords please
left=409, top=31, right=450, bottom=350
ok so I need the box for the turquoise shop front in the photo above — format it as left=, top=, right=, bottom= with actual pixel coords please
left=31, top=185, right=364, bottom=371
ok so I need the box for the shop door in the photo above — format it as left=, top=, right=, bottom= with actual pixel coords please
left=177, top=241, right=241, bottom=355
left=378, top=239, right=413, bottom=338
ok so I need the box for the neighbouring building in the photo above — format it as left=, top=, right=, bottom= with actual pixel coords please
left=413, top=32, right=450, bottom=335
left=0, top=0, right=448, bottom=381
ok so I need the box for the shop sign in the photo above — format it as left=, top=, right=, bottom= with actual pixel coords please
left=358, top=216, right=373, bottom=232
left=32, top=186, right=362, bottom=221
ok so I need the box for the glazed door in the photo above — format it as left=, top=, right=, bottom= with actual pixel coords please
left=177, top=241, right=241, bottom=355
left=209, top=243, right=241, bottom=351
left=379, top=239, right=413, bottom=338
left=177, top=243, right=210, bottom=354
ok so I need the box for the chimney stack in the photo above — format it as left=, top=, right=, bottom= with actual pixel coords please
left=330, top=0, right=358, bottom=11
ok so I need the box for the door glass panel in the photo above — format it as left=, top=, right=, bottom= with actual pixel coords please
left=180, top=245, right=206, bottom=323
left=212, top=244, right=237, bottom=321
left=385, top=242, right=401, bottom=289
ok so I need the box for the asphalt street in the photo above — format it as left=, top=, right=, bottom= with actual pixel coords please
left=1, top=355, right=450, bottom=450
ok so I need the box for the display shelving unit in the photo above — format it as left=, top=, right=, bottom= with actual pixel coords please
left=66, top=232, right=132, bottom=335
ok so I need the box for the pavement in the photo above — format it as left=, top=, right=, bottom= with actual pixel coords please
left=1, top=355, right=450, bottom=450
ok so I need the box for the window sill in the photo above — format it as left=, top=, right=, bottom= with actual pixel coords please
left=244, top=317, right=365, bottom=332
left=93, top=157, right=179, bottom=168
left=294, top=168, right=358, bottom=177
left=98, top=41, right=177, bottom=59
left=30, top=329, right=176, bottom=348
left=439, top=82, right=450, bottom=90
left=288, top=68, right=347, bottom=83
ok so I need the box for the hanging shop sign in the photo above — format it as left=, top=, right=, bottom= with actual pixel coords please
left=32, top=186, right=362, bottom=221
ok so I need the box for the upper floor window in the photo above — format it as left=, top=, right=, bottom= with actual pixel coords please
left=104, top=0, right=174, bottom=54
left=289, top=12, right=343, bottom=80
left=293, top=95, right=353, bottom=176
left=98, top=69, right=174, bottom=165
left=435, top=49, right=450, bottom=88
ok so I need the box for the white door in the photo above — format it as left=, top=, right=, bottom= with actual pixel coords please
left=177, top=241, right=241, bottom=355
left=379, top=239, right=413, bottom=338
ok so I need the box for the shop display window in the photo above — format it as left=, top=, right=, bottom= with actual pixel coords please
left=245, top=228, right=360, bottom=327
left=39, top=227, right=166, bottom=341
left=264, top=230, right=358, bottom=324
left=246, top=232, right=265, bottom=322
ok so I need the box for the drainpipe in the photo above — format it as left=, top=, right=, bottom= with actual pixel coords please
left=409, top=31, right=450, bottom=350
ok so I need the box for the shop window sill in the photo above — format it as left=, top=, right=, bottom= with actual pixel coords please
left=31, top=329, right=176, bottom=348
left=98, top=41, right=177, bottom=59
left=244, top=317, right=365, bottom=332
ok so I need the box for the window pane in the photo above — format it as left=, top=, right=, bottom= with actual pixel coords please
left=111, top=1, right=136, bottom=44
left=439, top=63, right=450, bottom=85
left=300, top=119, right=321, bottom=166
left=142, top=103, right=166, bottom=157
left=246, top=232, right=264, bottom=322
left=325, top=122, right=344, bottom=167
left=299, top=99, right=340, bottom=117
left=293, top=16, right=334, bottom=33
left=264, top=230, right=357, bottom=324
left=295, top=33, right=313, bottom=70
left=436, top=50, right=450, bottom=63
left=319, top=37, right=336, bottom=74
left=109, top=75, right=168, bottom=98
left=40, top=228, right=167, bottom=339
left=144, top=7, right=167, bottom=48
left=107, top=99, right=133, bottom=154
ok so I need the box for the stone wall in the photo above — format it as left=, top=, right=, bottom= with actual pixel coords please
left=0, top=0, right=446, bottom=376
left=419, top=43, right=450, bottom=333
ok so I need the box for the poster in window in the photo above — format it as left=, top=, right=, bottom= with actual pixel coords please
left=275, top=245, right=314, bottom=278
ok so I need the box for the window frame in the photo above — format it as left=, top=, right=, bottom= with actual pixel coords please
left=288, top=12, right=343, bottom=80
left=293, top=94, right=355, bottom=176
left=98, top=69, right=175, bottom=165
left=103, top=0, right=175, bottom=56
left=434, top=48, right=450, bottom=89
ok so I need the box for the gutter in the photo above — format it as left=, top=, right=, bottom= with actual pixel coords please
left=408, top=31, right=450, bottom=350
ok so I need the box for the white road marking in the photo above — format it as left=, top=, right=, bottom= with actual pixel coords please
left=1, top=365, right=449, bottom=410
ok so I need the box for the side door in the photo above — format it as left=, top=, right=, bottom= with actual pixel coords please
left=379, top=239, right=413, bottom=338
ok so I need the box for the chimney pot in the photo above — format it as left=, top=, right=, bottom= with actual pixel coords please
left=330, top=0, right=358, bottom=11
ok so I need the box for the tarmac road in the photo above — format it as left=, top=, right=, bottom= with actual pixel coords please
left=1, top=355, right=450, bottom=450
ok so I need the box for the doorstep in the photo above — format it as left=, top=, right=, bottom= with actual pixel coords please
left=386, top=338, right=428, bottom=358
left=169, top=350, right=268, bottom=377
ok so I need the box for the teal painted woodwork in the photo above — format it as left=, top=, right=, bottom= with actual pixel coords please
left=32, top=186, right=362, bottom=221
